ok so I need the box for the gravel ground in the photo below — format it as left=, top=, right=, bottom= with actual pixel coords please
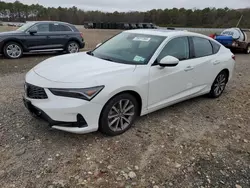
left=0, top=50, right=250, bottom=187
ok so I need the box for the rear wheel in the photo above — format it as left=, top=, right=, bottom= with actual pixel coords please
left=209, top=71, right=228, bottom=98
left=66, top=41, right=79, bottom=54
left=3, top=42, right=23, bottom=59
left=99, top=93, right=139, bottom=136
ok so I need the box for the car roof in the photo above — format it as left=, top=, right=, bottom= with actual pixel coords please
left=125, top=29, right=209, bottom=38
left=26, top=21, right=72, bottom=25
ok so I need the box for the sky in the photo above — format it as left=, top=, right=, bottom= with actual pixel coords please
left=4, top=0, right=250, bottom=12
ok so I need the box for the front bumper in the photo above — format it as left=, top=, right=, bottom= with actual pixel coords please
left=23, top=87, right=103, bottom=134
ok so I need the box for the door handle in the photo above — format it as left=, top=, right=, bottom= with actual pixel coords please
left=213, top=60, right=220, bottom=65
left=184, top=66, right=194, bottom=71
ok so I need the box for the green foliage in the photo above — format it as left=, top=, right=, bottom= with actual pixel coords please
left=0, top=1, right=250, bottom=28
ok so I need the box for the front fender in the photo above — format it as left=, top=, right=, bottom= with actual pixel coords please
left=0, top=37, right=28, bottom=52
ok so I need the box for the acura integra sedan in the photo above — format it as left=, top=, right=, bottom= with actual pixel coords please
left=23, top=29, right=235, bottom=136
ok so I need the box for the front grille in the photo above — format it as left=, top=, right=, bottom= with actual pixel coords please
left=25, top=83, right=48, bottom=99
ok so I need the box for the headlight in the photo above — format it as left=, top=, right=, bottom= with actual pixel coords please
left=49, top=86, right=104, bottom=101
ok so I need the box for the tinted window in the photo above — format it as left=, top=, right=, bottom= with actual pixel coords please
left=193, top=37, right=213, bottom=58
left=158, top=37, right=189, bottom=61
left=31, top=23, right=49, bottom=32
left=210, top=41, right=221, bottom=54
left=50, top=23, right=72, bottom=32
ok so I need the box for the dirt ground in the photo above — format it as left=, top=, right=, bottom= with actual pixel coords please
left=0, top=29, right=250, bottom=188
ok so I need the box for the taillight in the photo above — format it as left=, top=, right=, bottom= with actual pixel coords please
left=80, top=32, right=84, bottom=38
left=232, top=55, right=235, bottom=60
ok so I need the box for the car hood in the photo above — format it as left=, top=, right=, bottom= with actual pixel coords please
left=33, top=52, right=136, bottom=83
left=0, top=30, right=23, bottom=36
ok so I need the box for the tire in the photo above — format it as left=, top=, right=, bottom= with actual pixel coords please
left=66, top=41, right=79, bottom=54
left=209, top=71, right=228, bottom=98
left=3, top=42, right=23, bottom=59
left=99, top=93, right=139, bottom=136
left=244, top=44, right=250, bottom=54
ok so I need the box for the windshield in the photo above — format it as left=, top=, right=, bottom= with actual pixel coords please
left=91, top=32, right=165, bottom=65
left=16, top=22, right=35, bottom=32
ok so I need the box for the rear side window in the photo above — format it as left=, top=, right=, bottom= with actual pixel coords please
left=50, top=23, right=72, bottom=32
left=192, top=37, right=213, bottom=58
left=210, top=41, right=221, bottom=54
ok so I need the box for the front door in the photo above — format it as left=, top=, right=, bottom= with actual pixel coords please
left=148, top=37, right=195, bottom=111
left=24, top=23, right=50, bottom=50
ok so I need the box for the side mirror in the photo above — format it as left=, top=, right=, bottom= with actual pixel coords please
left=29, top=29, right=37, bottom=35
left=96, top=43, right=102, bottom=48
left=159, top=56, right=179, bottom=67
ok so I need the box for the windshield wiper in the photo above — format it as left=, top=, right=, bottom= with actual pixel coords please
left=100, top=57, right=115, bottom=62
left=86, top=51, right=94, bottom=56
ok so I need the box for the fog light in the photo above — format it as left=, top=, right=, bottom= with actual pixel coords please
left=76, top=114, right=87, bottom=128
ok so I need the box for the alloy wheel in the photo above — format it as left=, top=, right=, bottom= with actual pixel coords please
left=6, top=44, right=22, bottom=58
left=68, top=43, right=79, bottom=53
left=107, top=99, right=135, bottom=132
left=213, top=73, right=226, bottom=96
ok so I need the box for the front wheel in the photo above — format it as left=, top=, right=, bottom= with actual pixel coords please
left=209, top=71, right=228, bottom=98
left=66, top=41, right=79, bottom=54
left=3, top=42, right=23, bottom=59
left=99, top=93, right=139, bottom=136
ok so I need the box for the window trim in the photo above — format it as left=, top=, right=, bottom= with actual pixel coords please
left=152, top=36, right=191, bottom=66
left=190, top=36, right=214, bottom=58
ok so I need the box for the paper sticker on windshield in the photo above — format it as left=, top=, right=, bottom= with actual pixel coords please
left=133, top=37, right=151, bottom=42
left=133, top=55, right=145, bottom=62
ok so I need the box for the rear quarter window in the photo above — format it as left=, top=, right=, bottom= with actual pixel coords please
left=210, top=41, right=221, bottom=54
left=50, top=23, right=73, bottom=32
left=192, top=37, right=213, bottom=58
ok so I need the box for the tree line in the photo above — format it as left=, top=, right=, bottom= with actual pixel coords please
left=0, top=1, right=250, bottom=28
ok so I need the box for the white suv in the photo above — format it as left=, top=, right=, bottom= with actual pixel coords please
left=23, top=29, right=235, bottom=136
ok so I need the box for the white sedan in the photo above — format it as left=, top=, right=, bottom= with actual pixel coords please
left=23, top=29, right=235, bottom=136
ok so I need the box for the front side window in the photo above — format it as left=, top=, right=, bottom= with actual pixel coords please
left=16, top=22, right=35, bottom=32
left=91, top=32, right=165, bottom=65
left=158, top=37, right=189, bottom=61
left=192, top=37, right=213, bottom=58
left=30, top=23, right=49, bottom=32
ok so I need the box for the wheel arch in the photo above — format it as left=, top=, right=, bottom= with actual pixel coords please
left=99, top=90, right=143, bottom=122
left=220, top=68, right=230, bottom=83
left=66, top=38, right=81, bottom=49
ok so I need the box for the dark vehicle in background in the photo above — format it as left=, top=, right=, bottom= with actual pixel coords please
left=115, top=23, right=130, bottom=30
left=84, top=22, right=157, bottom=30
left=129, top=23, right=137, bottom=29
left=0, top=21, right=85, bottom=59
left=150, top=23, right=157, bottom=29
left=136, top=23, right=143, bottom=29
left=123, top=23, right=130, bottom=30
left=143, top=23, right=152, bottom=28
left=84, top=22, right=94, bottom=29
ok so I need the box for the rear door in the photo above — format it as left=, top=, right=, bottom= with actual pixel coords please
left=188, top=36, right=220, bottom=91
left=25, top=23, right=50, bottom=50
left=48, top=23, right=73, bottom=49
